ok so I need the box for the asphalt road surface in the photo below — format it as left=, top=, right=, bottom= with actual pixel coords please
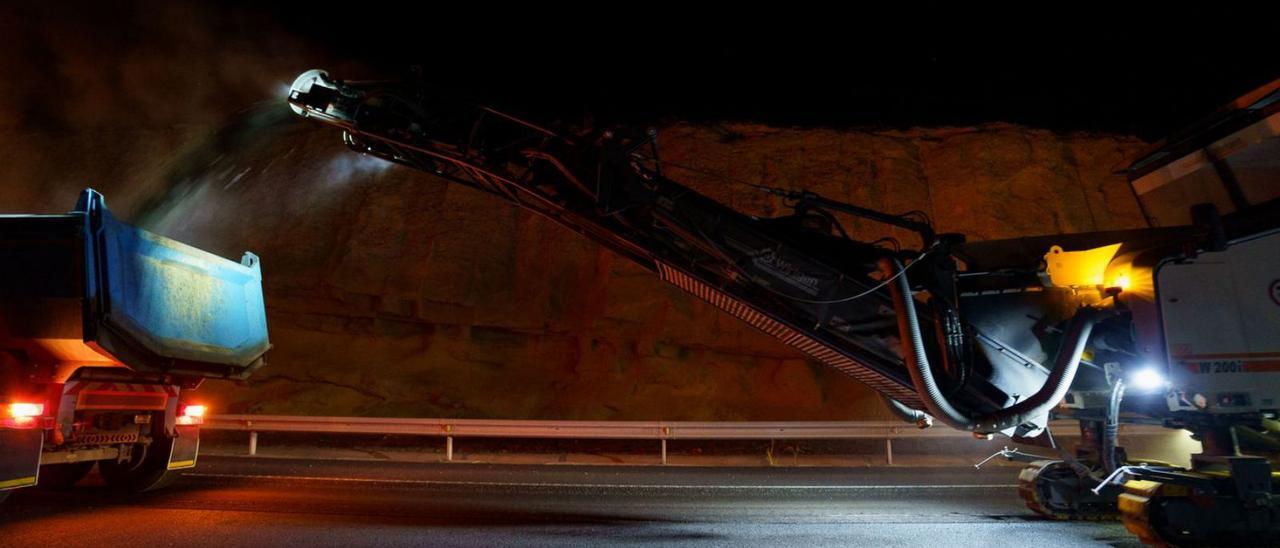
left=1, top=457, right=1143, bottom=547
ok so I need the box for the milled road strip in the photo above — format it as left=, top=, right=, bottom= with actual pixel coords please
left=183, top=472, right=1018, bottom=490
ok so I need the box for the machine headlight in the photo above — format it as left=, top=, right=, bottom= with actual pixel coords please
left=1129, top=367, right=1168, bottom=392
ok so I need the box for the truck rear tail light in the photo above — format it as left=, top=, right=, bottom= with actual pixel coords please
left=177, top=404, right=206, bottom=426
left=5, top=402, right=45, bottom=428
left=8, top=402, right=44, bottom=418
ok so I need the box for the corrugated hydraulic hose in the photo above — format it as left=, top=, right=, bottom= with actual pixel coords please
left=883, top=258, right=977, bottom=430
left=977, top=307, right=1099, bottom=433
left=882, top=258, right=1100, bottom=434
left=1102, top=379, right=1126, bottom=473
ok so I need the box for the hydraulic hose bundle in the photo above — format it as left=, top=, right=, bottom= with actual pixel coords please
left=881, top=258, right=1100, bottom=435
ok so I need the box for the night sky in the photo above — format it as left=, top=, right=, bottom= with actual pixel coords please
left=264, top=3, right=1279, bottom=139
left=7, top=2, right=1280, bottom=139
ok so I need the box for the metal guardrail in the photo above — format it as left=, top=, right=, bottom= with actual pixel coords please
left=204, top=415, right=1173, bottom=465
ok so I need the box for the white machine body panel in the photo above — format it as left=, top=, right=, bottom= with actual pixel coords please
left=1160, top=229, right=1280, bottom=414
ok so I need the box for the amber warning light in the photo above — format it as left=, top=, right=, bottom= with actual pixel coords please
left=177, top=404, right=207, bottom=426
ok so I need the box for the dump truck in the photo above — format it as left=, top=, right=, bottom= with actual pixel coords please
left=289, top=69, right=1279, bottom=545
left=0, top=190, right=269, bottom=500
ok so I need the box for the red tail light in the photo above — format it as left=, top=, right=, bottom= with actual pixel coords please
left=4, top=402, right=44, bottom=428
left=8, top=402, right=43, bottom=418
left=177, top=404, right=206, bottom=426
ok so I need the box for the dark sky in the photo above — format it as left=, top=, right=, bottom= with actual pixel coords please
left=12, top=2, right=1280, bottom=140
left=254, top=3, right=1279, bottom=139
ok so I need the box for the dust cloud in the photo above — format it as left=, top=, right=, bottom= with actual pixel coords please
left=0, top=2, right=391, bottom=255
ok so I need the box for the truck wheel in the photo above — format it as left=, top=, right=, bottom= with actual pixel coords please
left=37, top=461, right=96, bottom=489
left=100, top=436, right=180, bottom=493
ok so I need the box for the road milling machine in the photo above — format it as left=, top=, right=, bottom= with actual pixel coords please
left=288, top=69, right=1280, bottom=545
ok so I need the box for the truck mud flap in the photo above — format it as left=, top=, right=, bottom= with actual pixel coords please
left=166, top=425, right=200, bottom=470
left=0, top=429, right=43, bottom=490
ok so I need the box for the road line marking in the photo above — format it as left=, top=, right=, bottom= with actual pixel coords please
left=184, top=472, right=1017, bottom=490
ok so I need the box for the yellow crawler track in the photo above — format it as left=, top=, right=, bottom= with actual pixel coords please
left=1118, top=479, right=1167, bottom=546
left=1117, top=470, right=1279, bottom=546
left=1017, top=460, right=1116, bottom=521
left=1017, top=461, right=1057, bottom=519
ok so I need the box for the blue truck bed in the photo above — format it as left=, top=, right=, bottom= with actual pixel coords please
left=0, top=189, right=269, bottom=379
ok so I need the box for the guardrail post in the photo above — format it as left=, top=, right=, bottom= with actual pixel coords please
left=249, top=431, right=258, bottom=456
left=445, top=424, right=453, bottom=462
left=661, top=426, right=670, bottom=465
left=884, top=438, right=893, bottom=465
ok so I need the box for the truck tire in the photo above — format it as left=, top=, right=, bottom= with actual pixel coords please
left=99, top=436, right=180, bottom=493
left=37, top=461, right=95, bottom=489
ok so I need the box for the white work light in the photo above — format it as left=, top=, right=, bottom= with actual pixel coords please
left=1129, top=367, right=1168, bottom=392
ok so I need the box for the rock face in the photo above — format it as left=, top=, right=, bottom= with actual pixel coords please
left=0, top=3, right=1150, bottom=420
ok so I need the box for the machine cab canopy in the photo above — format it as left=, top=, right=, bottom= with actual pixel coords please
left=1127, top=79, right=1280, bottom=227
